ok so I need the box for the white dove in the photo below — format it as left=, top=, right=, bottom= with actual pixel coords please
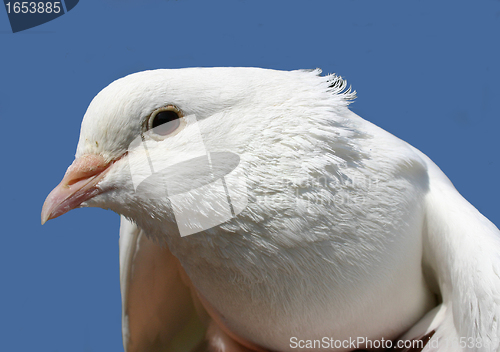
left=42, top=68, right=500, bottom=352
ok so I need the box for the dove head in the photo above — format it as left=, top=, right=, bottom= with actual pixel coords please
left=75, top=68, right=260, bottom=162
left=42, top=67, right=356, bottom=239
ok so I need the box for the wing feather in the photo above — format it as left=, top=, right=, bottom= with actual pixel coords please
left=119, top=216, right=206, bottom=352
left=413, top=150, right=500, bottom=352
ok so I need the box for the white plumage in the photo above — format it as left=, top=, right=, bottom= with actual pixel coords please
left=42, top=68, right=500, bottom=352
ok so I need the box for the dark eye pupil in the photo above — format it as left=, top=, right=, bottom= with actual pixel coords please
left=150, top=110, right=181, bottom=136
left=152, top=110, right=179, bottom=128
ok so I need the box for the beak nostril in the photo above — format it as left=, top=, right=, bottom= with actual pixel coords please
left=66, top=175, right=96, bottom=186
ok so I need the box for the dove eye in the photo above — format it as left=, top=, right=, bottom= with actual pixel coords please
left=147, top=106, right=182, bottom=136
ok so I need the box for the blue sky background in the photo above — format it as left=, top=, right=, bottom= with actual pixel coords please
left=1, top=1, right=499, bottom=351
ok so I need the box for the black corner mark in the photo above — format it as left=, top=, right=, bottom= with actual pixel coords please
left=3, top=0, right=79, bottom=33
left=64, top=0, right=77, bottom=11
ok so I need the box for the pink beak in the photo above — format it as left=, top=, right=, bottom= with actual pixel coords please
left=41, top=154, right=112, bottom=224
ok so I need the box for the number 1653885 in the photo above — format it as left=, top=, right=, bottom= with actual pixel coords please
left=5, top=2, right=62, bottom=14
